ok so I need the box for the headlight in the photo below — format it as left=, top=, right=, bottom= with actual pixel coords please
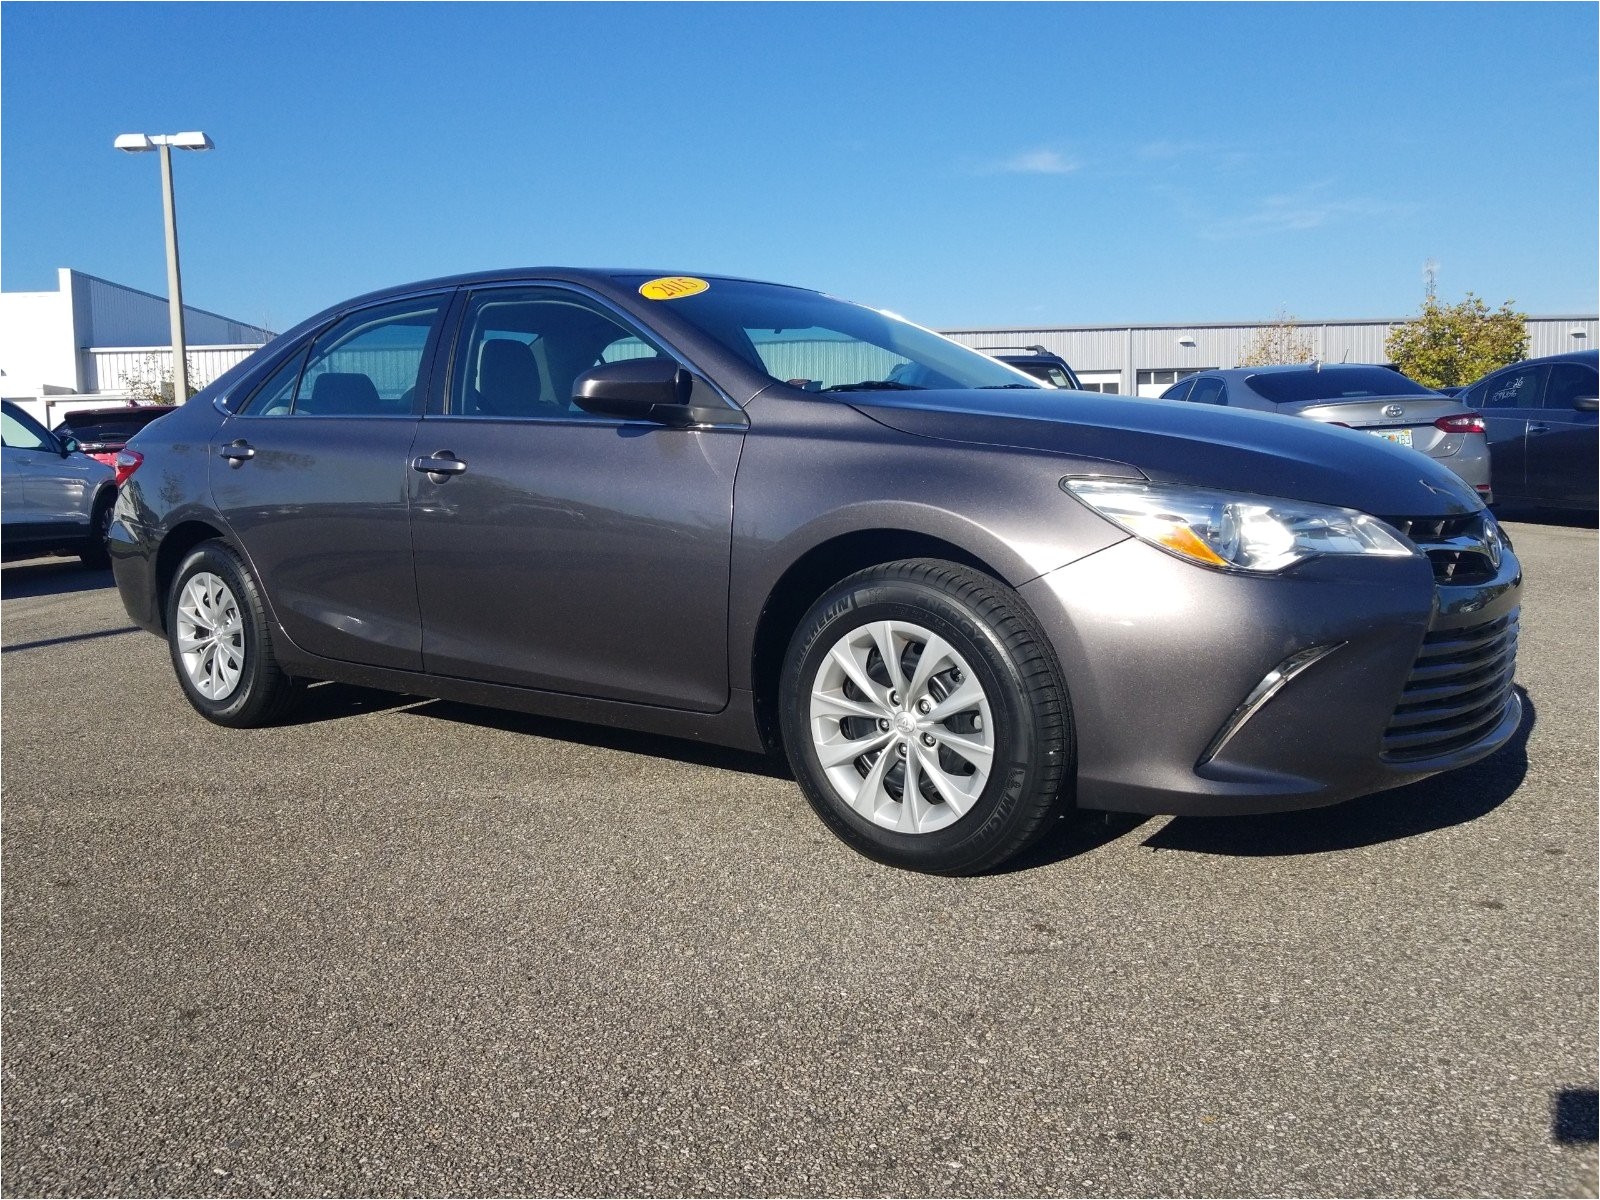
left=1062, top=478, right=1418, bottom=573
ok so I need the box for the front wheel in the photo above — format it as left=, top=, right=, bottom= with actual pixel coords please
left=779, top=559, right=1073, bottom=874
left=166, top=540, right=304, bottom=727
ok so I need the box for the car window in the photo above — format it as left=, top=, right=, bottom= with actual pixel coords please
left=1246, top=366, right=1436, bottom=404
left=1160, top=378, right=1194, bottom=402
left=239, top=300, right=442, bottom=418
left=1479, top=364, right=1545, bottom=410
left=1188, top=377, right=1227, bottom=406
left=614, top=275, right=1039, bottom=393
left=1542, top=362, right=1597, bottom=410
left=448, top=289, right=671, bottom=418
left=1, top=403, right=54, bottom=452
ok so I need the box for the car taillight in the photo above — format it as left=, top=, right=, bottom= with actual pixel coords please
left=1434, top=413, right=1486, bottom=435
left=113, top=449, right=144, bottom=487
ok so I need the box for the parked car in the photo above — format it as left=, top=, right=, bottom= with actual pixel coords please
left=52, top=404, right=178, bottom=467
left=974, top=345, right=1083, bottom=389
left=1159, top=364, right=1494, bottom=500
left=1, top=399, right=118, bottom=566
left=111, top=270, right=1521, bottom=874
left=1456, top=350, right=1597, bottom=512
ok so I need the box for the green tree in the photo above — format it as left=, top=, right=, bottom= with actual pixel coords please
left=1384, top=291, right=1528, bottom=389
left=1237, top=310, right=1317, bottom=366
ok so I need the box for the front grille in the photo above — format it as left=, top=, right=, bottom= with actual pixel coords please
left=1383, top=611, right=1518, bottom=761
left=1382, top=513, right=1501, bottom=585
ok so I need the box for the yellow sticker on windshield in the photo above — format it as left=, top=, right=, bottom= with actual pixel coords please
left=639, top=276, right=709, bottom=301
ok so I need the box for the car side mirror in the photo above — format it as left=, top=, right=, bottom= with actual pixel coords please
left=58, top=435, right=79, bottom=457
left=1574, top=396, right=1598, bottom=412
left=572, top=359, right=697, bottom=426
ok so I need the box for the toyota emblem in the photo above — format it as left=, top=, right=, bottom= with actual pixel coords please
left=1383, top=404, right=1404, bottom=418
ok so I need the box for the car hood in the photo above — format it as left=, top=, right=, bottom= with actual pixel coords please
left=847, top=389, right=1483, bottom=517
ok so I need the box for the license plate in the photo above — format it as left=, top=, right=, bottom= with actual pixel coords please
left=1371, top=427, right=1413, bottom=448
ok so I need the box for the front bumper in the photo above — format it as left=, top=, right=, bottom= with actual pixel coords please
left=1019, top=532, right=1522, bottom=816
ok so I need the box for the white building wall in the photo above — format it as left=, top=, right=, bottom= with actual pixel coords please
left=0, top=271, right=80, bottom=397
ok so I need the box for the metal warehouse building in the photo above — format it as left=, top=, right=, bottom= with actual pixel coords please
left=0, top=267, right=273, bottom=426
left=943, top=315, right=1599, bottom=396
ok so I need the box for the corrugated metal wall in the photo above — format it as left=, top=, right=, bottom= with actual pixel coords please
left=945, top=316, right=1598, bottom=393
left=73, top=271, right=274, bottom=350
left=83, top=345, right=266, bottom=393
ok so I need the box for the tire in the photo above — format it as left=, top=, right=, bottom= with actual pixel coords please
left=779, top=558, right=1072, bottom=875
left=165, top=540, right=305, bottom=727
left=79, top=492, right=113, bottom=569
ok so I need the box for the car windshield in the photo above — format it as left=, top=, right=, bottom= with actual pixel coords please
left=616, top=276, right=1042, bottom=393
left=1249, top=367, right=1437, bottom=404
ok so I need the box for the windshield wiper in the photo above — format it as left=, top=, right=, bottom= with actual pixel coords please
left=821, top=381, right=926, bottom=392
left=977, top=383, right=1039, bottom=389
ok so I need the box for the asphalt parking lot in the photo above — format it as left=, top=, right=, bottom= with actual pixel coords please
left=2, top=517, right=1596, bottom=1198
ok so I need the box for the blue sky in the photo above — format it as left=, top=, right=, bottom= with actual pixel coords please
left=3, top=2, right=1596, bottom=332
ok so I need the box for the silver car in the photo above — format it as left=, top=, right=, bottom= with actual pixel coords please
left=1, top=400, right=117, bottom=567
left=1161, top=365, right=1494, bottom=501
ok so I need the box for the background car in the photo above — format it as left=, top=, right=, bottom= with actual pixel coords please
left=51, top=404, right=178, bottom=467
left=1160, top=364, right=1493, bottom=499
left=1456, top=349, right=1597, bottom=512
left=974, top=345, right=1083, bottom=389
left=1, top=399, right=117, bottom=567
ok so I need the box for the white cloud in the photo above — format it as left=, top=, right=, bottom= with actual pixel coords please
left=1200, top=183, right=1419, bottom=239
left=991, top=149, right=1081, bottom=175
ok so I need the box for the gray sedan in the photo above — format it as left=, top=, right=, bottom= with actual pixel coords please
left=109, top=271, right=1521, bottom=874
left=1, top=400, right=117, bottom=567
left=1160, top=364, right=1494, bottom=500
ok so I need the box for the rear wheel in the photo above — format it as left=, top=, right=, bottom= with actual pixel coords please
left=166, top=541, right=304, bottom=726
left=78, top=492, right=113, bottom=569
left=780, top=559, right=1072, bottom=874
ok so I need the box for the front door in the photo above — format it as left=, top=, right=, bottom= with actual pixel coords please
left=1526, top=359, right=1599, bottom=506
left=210, top=294, right=448, bottom=671
left=408, top=286, right=744, bottom=712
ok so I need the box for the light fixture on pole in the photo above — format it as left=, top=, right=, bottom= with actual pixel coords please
left=114, top=131, right=214, bottom=402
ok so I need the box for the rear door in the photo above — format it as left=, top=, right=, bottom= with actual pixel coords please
left=1464, top=362, right=1545, bottom=500
left=408, top=284, right=745, bottom=712
left=209, top=294, right=448, bottom=671
left=1526, top=359, right=1599, bottom=505
left=1, top=402, right=103, bottom=548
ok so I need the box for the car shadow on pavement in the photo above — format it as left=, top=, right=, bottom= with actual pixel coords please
left=1137, top=687, right=1535, bottom=858
left=0, top=560, right=114, bottom=600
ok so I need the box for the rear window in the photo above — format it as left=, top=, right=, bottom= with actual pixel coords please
left=1248, top=367, right=1436, bottom=404
left=55, top=407, right=176, bottom=442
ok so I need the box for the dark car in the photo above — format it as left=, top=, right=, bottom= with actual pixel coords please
left=1, top=400, right=118, bottom=566
left=974, top=345, right=1083, bottom=390
left=52, top=404, right=178, bottom=467
left=1159, top=365, right=1493, bottom=499
left=1457, top=350, right=1598, bottom=511
left=111, top=270, right=1521, bottom=874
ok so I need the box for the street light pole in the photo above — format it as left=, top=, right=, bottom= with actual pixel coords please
left=156, top=141, right=190, bottom=402
left=114, top=131, right=214, bottom=403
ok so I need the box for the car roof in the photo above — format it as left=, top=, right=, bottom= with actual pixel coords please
left=1492, top=348, right=1598, bottom=369
left=1202, top=363, right=1403, bottom=379
left=330, top=268, right=804, bottom=311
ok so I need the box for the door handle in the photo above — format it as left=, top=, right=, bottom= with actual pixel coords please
left=219, top=440, right=255, bottom=467
left=1527, top=422, right=1550, bottom=435
left=412, top=452, right=468, bottom=478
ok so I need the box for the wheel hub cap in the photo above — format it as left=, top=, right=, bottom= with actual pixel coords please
left=808, top=619, right=994, bottom=835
